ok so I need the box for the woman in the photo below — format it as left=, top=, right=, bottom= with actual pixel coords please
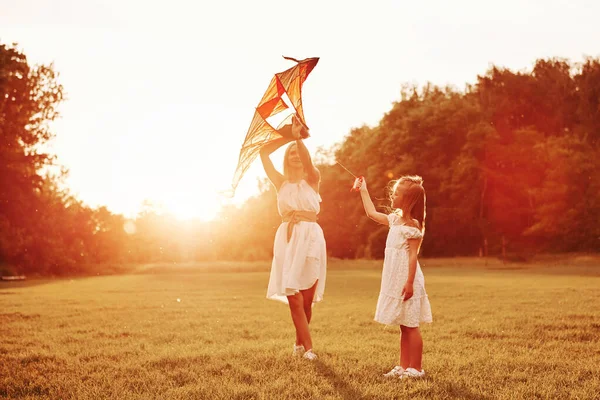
left=260, top=116, right=327, bottom=361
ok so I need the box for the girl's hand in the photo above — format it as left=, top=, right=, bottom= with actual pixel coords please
left=359, top=177, right=367, bottom=192
left=401, top=282, right=414, bottom=301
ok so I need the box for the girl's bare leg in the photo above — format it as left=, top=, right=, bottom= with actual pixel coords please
left=402, top=325, right=423, bottom=370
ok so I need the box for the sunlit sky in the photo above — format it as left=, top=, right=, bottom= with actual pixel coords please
left=2, top=0, right=599, bottom=220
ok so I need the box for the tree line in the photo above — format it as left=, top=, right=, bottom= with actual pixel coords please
left=1, top=42, right=598, bottom=275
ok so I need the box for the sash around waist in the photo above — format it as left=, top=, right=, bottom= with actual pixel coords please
left=281, top=210, right=318, bottom=242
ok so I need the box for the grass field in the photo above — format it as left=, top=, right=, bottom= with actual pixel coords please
left=1, top=257, right=599, bottom=399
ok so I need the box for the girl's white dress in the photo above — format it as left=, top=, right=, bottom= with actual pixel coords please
left=374, top=213, right=433, bottom=327
left=266, top=180, right=327, bottom=304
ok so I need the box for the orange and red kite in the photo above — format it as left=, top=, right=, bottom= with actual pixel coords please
left=226, top=56, right=320, bottom=197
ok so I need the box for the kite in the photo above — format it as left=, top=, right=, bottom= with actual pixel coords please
left=225, top=56, right=320, bottom=197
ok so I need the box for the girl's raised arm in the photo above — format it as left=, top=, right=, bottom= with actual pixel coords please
left=358, top=178, right=388, bottom=225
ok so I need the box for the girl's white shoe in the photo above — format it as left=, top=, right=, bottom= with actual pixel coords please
left=401, top=367, right=425, bottom=379
left=383, top=366, right=405, bottom=378
left=302, top=349, right=318, bottom=361
left=292, top=344, right=305, bottom=356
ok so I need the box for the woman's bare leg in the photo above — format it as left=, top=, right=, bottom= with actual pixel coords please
left=301, top=280, right=318, bottom=325
left=287, top=292, right=312, bottom=350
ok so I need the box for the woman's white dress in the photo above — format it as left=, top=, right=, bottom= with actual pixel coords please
left=266, top=180, right=327, bottom=304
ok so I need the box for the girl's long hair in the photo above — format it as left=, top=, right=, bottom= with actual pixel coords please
left=390, top=175, right=426, bottom=237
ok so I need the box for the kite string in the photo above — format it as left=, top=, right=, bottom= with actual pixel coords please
left=336, top=161, right=366, bottom=192
left=336, top=161, right=357, bottom=178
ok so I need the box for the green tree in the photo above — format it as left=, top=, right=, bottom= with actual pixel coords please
left=0, top=42, right=65, bottom=273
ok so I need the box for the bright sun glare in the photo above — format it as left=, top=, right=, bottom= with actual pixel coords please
left=133, top=178, right=230, bottom=222
left=163, top=195, right=222, bottom=221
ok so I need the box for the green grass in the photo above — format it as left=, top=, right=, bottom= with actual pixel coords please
left=1, top=258, right=599, bottom=399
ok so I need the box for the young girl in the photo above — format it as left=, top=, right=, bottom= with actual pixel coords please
left=259, top=116, right=327, bottom=361
left=356, top=175, right=432, bottom=379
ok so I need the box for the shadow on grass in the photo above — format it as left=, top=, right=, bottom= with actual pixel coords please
left=313, top=359, right=363, bottom=400
left=436, top=380, right=494, bottom=400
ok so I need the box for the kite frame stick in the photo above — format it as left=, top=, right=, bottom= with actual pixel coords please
left=257, top=74, right=308, bottom=139
left=278, top=56, right=312, bottom=133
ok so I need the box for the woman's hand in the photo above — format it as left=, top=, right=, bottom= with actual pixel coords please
left=292, top=115, right=310, bottom=139
left=401, top=281, right=414, bottom=301
left=291, top=117, right=303, bottom=140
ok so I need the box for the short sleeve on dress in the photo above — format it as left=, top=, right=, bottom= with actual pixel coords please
left=387, top=213, right=400, bottom=227
left=402, top=226, right=423, bottom=239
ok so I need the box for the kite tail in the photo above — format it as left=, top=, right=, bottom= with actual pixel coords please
left=282, top=56, right=301, bottom=63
